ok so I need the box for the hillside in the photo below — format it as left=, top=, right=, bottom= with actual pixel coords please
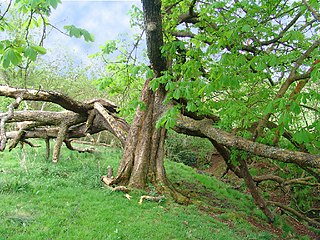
left=0, top=144, right=319, bottom=240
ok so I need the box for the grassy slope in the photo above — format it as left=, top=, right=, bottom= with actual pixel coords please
left=0, top=144, right=316, bottom=240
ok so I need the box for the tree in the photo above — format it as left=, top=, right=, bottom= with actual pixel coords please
left=1, top=0, right=320, bottom=225
left=92, top=0, right=320, bottom=223
left=108, top=0, right=183, bottom=199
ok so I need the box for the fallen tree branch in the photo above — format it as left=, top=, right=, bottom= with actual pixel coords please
left=0, top=97, right=22, bottom=151
left=64, top=140, right=95, bottom=153
left=70, top=140, right=111, bottom=147
left=94, top=102, right=127, bottom=147
left=0, top=85, right=89, bottom=113
left=9, top=121, right=42, bottom=151
left=0, top=85, right=119, bottom=114
left=52, top=122, right=68, bottom=163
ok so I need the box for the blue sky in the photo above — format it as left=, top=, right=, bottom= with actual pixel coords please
left=45, top=0, right=142, bottom=65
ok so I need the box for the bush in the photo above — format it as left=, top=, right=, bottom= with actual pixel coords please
left=165, top=132, right=213, bottom=168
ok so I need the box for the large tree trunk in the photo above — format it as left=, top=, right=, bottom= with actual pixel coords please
left=112, top=82, right=167, bottom=188
left=110, top=0, right=184, bottom=200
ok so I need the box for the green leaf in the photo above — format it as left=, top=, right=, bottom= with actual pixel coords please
left=293, top=130, right=311, bottom=144
left=64, top=25, right=95, bottom=42
left=165, top=117, right=176, bottom=129
left=278, top=112, right=291, bottom=127
left=146, top=69, right=154, bottom=79
left=289, top=101, right=301, bottom=114
left=186, top=102, right=197, bottom=112
left=0, top=42, right=4, bottom=53
left=156, top=115, right=168, bottom=129
left=82, top=30, right=95, bottom=42
left=241, top=24, right=251, bottom=32
left=31, top=45, right=46, bottom=54
left=2, top=57, right=10, bottom=68
left=101, top=40, right=117, bottom=54
left=24, top=46, right=37, bottom=61
left=49, top=0, right=61, bottom=9
left=165, top=81, right=175, bottom=91
left=173, top=88, right=181, bottom=100
left=3, top=48, right=22, bottom=67
left=149, top=78, right=159, bottom=91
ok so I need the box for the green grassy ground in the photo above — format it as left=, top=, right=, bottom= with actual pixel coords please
left=0, top=144, right=316, bottom=239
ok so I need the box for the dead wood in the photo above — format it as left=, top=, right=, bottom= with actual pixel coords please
left=0, top=97, right=22, bottom=150
left=64, top=140, right=95, bottom=153
left=0, top=85, right=129, bottom=162
left=139, top=195, right=165, bottom=204
left=94, top=102, right=127, bottom=147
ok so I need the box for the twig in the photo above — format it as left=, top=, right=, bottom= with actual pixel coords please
left=0, top=0, right=12, bottom=21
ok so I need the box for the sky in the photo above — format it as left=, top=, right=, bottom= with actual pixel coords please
left=45, top=0, right=142, bottom=66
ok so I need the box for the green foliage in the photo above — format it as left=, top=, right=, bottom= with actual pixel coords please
left=0, top=0, right=54, bottom=68
left=156, top=107, right=179, bottom=129
left=64, top=25, right=95, bottom=42
left=152, top=0, right=320, bottom=153
left=0, top=0, right=93, bottom=70
left=165, top=132, right=213, bottom=168
left=90, top=36, right=146, bottom=121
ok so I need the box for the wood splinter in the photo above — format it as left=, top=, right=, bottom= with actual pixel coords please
left=138, top=195, right=165, bottom=204
left=101, top=175, right=130, bottom=193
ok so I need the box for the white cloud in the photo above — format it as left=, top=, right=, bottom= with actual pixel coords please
left=45, top=1, right=142, bottom=66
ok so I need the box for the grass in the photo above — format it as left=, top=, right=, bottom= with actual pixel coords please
left=0, top=143, right=316, bottom=239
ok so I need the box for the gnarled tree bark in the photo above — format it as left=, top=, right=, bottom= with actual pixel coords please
left=106, top=0, right=186, bottom=201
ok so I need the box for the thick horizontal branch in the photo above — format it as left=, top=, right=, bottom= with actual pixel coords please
left=9, top=110, right=86, bottom=125
left=5, top=110, right=129, bottom=143
left=175, top=115, right=320, bottom=169
left=0, top=85, right=118, bottom=114
left=253, top=175, right=319, bottom=186
left=0, top=85, right=89, bottom=113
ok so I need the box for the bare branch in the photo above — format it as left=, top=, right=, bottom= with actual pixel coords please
left=289, top=40, right=320, bottom=78
left=0, top=97, right=22, bottom=151
left=300, top=104, right=319, bottom=113
left=253, top=175, right=319, bottom=186
left=64, top=139, right=95, bottom=153
left=52, top=122, right=68, bottom=163
left=0, top=0, right=12, bottom=21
